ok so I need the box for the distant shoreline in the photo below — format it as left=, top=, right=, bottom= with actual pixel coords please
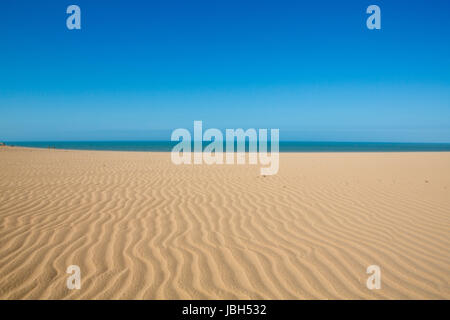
left=4, top=141, right=450, bottom=153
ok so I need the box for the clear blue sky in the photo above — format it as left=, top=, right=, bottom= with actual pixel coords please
left=1, top=0, right=449, bottom=142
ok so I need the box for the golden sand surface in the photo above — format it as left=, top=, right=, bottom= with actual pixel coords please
left=0, top=146, right=449, bottom=299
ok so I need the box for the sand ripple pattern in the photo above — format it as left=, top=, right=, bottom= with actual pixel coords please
left=0, top=147, right=449, bottom=299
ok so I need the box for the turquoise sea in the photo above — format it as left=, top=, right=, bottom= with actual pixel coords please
left=5, top=141, right=450, bottom=152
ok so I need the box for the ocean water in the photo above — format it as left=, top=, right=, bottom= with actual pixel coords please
left=6, top=141, right=450, bottom=152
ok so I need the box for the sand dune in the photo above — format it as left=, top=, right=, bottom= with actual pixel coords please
left=0, top=146, right=449, bottom=299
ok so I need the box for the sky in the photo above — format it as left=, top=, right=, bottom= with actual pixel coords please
left=1, top=0, right=450, bottom=142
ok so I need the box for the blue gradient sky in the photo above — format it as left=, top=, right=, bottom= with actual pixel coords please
left=1, top=0, right=450, bottom=142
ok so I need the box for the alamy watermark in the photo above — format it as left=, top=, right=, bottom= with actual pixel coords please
left=366, top=5, right=381, bottom=30
left=171, top=121, right=279, bottom=175
left=66, top=265, right=81, bottom=290
left=366, top=265, right=381, bottom=290
left=66, top=5, right=81, bottom=30
left=65, top=4, right=381, bottom=31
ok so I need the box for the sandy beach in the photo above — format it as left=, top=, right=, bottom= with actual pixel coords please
left=0, top=146, right=449, bottom=299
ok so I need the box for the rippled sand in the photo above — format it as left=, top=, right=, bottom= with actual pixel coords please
left=0, top=146, right=449, bottom=299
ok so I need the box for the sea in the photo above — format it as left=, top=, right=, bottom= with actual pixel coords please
left=5, top=141, right=450, bottom=152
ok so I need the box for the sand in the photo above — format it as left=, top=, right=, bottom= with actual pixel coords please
left=0, top=146, right=449, bottom=299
